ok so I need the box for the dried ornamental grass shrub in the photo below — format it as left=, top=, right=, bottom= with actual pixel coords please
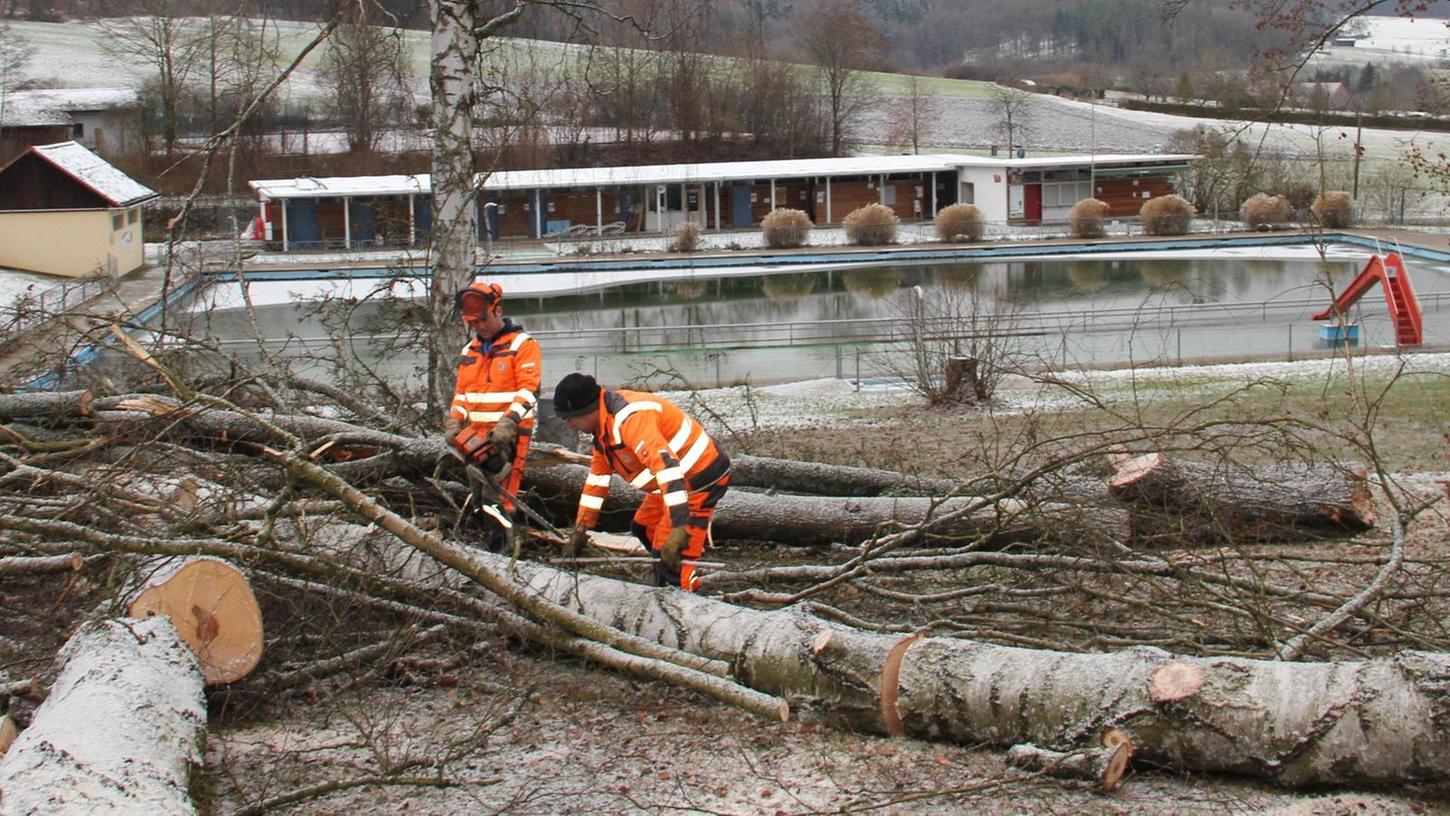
left=1068, top=198, right=1111, bottom=239
left=935, top=202, right=985, bottom=243
left=844, top=203, right=899, bottom=246
left=1139, top=194, right=1196, bottom=236
left=1240, top=193, right=1293, bottom=230
left=1312, top=191, right=1355, bottom=229
left=761, top=208, right=812, bottom=249
left=669, top=221, right=702, bottom=252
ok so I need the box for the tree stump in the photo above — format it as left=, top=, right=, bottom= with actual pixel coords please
left=127, top=557, right=264, bottom=686
left=944, top=356, right=980, bottom=403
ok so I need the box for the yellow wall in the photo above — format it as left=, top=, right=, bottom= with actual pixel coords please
left=0, top=207, right=146, bottom=278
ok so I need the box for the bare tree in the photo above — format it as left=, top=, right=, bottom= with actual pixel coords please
left=883, top=75, right=940, bottom=154
left=191, top=1, right=283, bottom=134
left=321, top=9, right=411, bottom=153
left=988, top=84, right=1034, bottom=153
left=100, top=0, right=205, bottom=152
left=796, top=0, right=882, bottom=156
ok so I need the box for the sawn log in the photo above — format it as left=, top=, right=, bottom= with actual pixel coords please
left=1108, top=453, right=1375, bottom=544
left=0, top=617, right=206, bottom=815
left=512, top=556, right=1450, bottom=788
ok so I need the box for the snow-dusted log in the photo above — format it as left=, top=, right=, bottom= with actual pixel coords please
left=727, top=454, right=958, bottom=497
left=514, top=558, right=1450, bottom=788
left=0, top=552, right=82, bottom=577
left=1108, top=453, right=1375, bottom=544
left=0, top=617, right=205, bottom=815
left=127, top=557, right=264, bottom=686
left=525, top=462, right=1123, bottom=546
left=0, top=390, right=92, bottom=421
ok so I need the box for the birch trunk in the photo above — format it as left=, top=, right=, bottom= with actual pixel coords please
left=0, top=390, right=92, bottom=421
left=514, top=558, right=1450, bottom=788
left=525, top=462, right=1122, bottom=546
left=0, top=617, right=205, bottom=815
left=428, top=0, right=480, bottom=410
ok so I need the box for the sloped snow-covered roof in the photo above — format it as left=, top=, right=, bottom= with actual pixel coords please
left=0, top=88, right=140, bottom=128
left=248, top=153, right=1198, bottom=200
left=26, top=141, right=157, bottom=207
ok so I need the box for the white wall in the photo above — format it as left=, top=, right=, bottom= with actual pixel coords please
left=957, top=166, right=1008, bottom=224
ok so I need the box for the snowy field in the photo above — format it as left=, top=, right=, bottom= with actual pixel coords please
left=1320, top=14, right=1450, bottom=65
left=665, top=349, right=1450, bottom=433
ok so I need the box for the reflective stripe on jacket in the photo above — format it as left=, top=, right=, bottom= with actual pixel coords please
left=575, top=389, right=729, bottom=530
left=450, top=320, right=541, bottom=431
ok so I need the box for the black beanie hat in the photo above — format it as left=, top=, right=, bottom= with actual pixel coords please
left=553, top=372, right=601, bottom=418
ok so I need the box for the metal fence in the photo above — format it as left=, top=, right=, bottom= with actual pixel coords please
left=0, top=275, right=116, bottom=348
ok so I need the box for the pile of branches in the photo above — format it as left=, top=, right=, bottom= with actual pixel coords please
left=4, top=345, right=1450, bottom=798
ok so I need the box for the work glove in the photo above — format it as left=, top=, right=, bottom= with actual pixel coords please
left=658, top=526, right=688, bottom=573
left=488, top=415, right=518, bottom=449
left=563, top=526, right=591, bottom=558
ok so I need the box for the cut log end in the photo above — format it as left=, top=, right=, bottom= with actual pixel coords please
left=0, top=713, right=17, bottom=758
left=1107, top=453, right=1164, bottom=490
left=1099, top=740, right=1131, bottom=793
left=128, top=557, right=264, bottom=686
left=811, top=630, right=833, bottom=655
left=1148, top=660, right=1204, bottom=703
left=777, top=701, right=791, bottom=723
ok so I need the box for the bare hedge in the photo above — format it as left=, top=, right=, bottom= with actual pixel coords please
left=1068, top=198, right=1110, bottom=239
left=1240, top=193, right=1293, bottom=230
left=844, top=203, right=899, bottom=246
left=1139, top=194, right=1196, bottom=236
left=1312, top=191, right=1355, bottom=229
left=935, top=203, right=984, bottom=243
left=761, top=208, right=812, bottom=249
left=668, top=221, right=702, bottom=252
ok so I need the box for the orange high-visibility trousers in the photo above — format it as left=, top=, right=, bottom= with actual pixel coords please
left=630, top=477, right=730, bottom=591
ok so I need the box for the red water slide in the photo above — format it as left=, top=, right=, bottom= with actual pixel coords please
left=1310, top=251, right=1423, bottom=346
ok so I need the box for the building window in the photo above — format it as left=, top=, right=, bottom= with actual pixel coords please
left=127, top=208, right=139, bottom=224
left=112, top=213, right=123, bottom=230
left=73, top=123, right=85, bottom=138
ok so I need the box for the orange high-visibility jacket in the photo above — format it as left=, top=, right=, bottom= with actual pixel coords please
left=575, top=389, right=730, bottom=531
left=450, top=320, right=541, bottom=432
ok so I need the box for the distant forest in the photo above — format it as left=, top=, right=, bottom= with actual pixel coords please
left=12, top=0, right=1390, bottom=74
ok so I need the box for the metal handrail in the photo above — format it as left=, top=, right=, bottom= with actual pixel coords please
left=0, top=275, right=115, bottom=346
left=208, top=289, right=1450, bottom=353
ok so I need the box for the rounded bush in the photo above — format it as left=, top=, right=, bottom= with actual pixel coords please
left=1139, top=194, right=1196, bottom=236
left=1311, top=191, right=1354, bottom=229
left=1239, top=193, right=1293, bottom=230
left=843, top=203, right=899, bottom=246
left=935, top=202, right=984, bottom=243
left=761, top=208, right=813, bottom=249
left=1068, top=198, right=1111, bottom=239
left=668, top=221, right=702, bottom=253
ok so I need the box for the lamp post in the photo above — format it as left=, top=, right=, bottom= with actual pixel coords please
left=482, top=201, right=499, bottom=260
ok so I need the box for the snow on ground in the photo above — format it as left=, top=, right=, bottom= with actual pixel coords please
left=1333, top=15, right=1450, bottom=63
left=658, top=351, right=1450, bottom=434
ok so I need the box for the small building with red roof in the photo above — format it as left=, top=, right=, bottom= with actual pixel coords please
left=0, top=141, right=158, bottom=278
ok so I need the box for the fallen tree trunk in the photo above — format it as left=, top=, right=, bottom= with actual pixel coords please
left=0, top=390, right=92, bottom=421
left=513, top=557, right=1450, bottom=788
left=1108, top=453, right=1375, bottom=544
left=727, top=454, right=959, bottom=497
left=525, top=462, right=1124, bottom=546
left=0, top=617, right=206, bottom=814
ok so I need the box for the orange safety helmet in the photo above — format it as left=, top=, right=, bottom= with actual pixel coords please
left=453, top=282, right=503, bottom=319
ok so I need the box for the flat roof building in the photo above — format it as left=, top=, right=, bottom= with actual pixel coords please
left=248, top=152, right=1194, bottom=252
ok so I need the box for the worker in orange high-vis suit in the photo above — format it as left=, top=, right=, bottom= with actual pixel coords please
left=444, top=283, right=542, bottom=551
left=552, top=372, right=730, bottom=592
